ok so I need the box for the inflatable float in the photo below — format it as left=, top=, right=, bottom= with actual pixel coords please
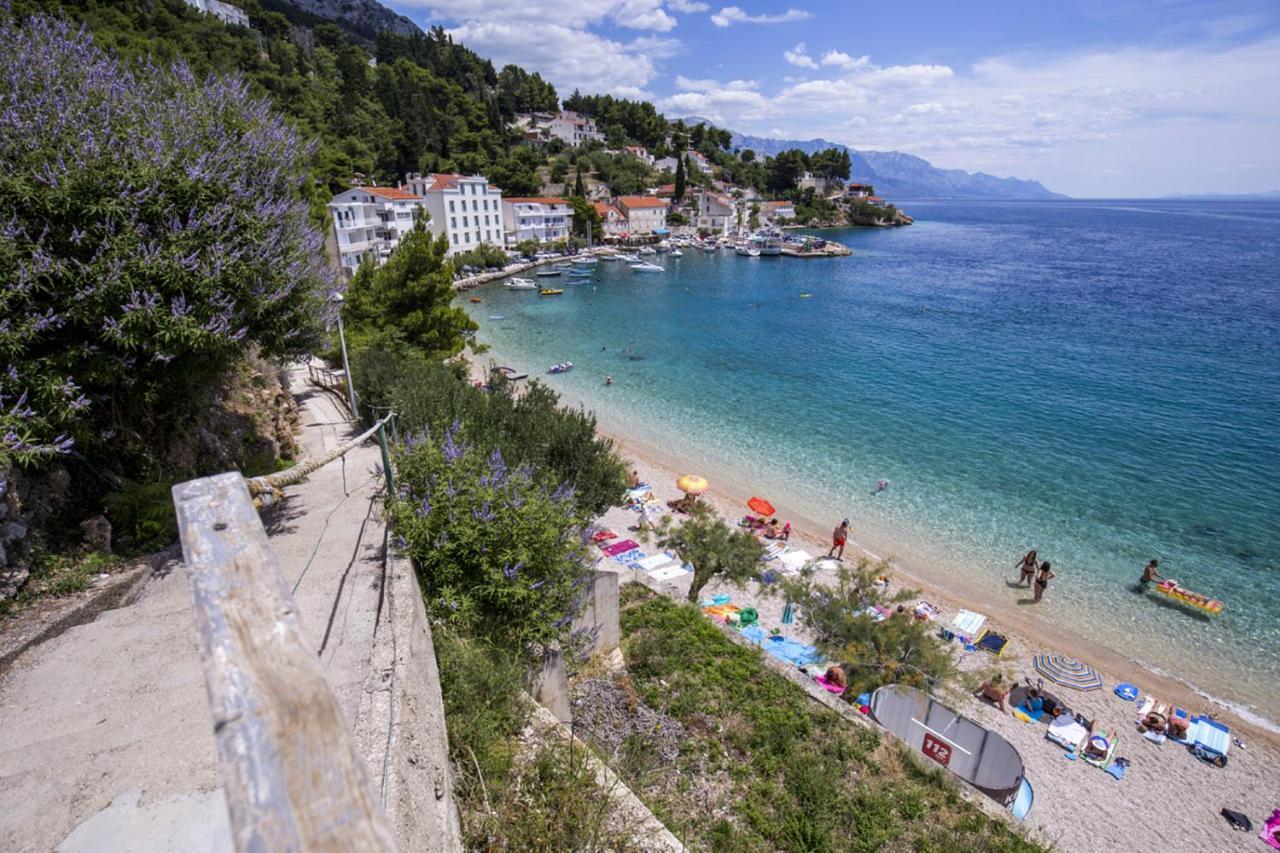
left=1149, top=580, right=1223, bottom=616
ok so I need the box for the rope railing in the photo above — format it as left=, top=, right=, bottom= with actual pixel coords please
left=246, top=412, right=396, bottom=507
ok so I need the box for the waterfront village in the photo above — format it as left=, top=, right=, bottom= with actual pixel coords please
left=328, top=108, right=907, bottom=278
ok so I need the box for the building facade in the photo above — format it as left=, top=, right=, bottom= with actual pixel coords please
left=693, top=190, right=736, bottom=235
left=328, top=187, right=428, bottom=277
left=591, top=202, right=629, bottom=238
left=546, top=111, right=603, bottom=146
left=502, top=198, right=573, bottom=245
left=402, top=172, right=505, bottom=255
left=760, top=201, right=797, bottom=225
left=615, top=196, right=669, bottom=235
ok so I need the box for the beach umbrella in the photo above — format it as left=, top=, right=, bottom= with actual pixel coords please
left=1033, top=654, right=1103, bottom=691
left=781, top=599, right=794, bottom=625
left=747, top=496, right=776, bottom=518
left=676, top=474, right=709, bottom=495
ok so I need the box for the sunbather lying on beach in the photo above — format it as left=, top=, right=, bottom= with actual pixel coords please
left=1167, top=713, right=1190, bottom=739
left=824, top=665, right=847, bottom=689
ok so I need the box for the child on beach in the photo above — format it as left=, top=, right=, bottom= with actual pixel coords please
left=1016, top=550, right=1039, bottom=587
left=828, top=519, right=850, bottom=560
left=1034, top=562, right=1055, bottom=602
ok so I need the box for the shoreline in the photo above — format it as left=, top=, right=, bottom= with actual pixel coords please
left=464, top=343, right=1280, bottom=750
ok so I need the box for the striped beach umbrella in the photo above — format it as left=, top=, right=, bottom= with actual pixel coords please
left=1033, top=654, right=1103, bottom=691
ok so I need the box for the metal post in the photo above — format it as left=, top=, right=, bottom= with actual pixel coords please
left=331, top=292, right=359, bottom=419
left=377, top=423, right=395, bottom=496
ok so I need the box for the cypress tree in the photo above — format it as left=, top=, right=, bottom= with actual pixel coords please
left=674, top=154, right=686, bottom=202
left=573, top=165, right=585, bottom=197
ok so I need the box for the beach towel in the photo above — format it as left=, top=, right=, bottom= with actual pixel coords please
left=740, top=624, right=768, bottom=645
left=778, top=549, right=812, bottom=575
left=763, top=636, right=822, bottom=667
left=634, top=553, right=677, bottom=572
left=612, top=549, right=644, bottom=564
left=815, top=676, right=845, bottom=694
left=649, top=564, right=691, bottom=582
left=1188, top=716, right=1231, bottom=766
left=1259, top=809, right=1280, bottom=849
left=1114, top=683, right=1138, bottom=701
left=1104, top=757, right=1129, bottom=780
left=1046, top=714, right=1089, bottom=751
left=590, top=529, right=617, bottom=543
left=950, top=609, right=987, bottom=638
left=601, top=539, right=640, bottom=557
left=1141, top=730, right=1166, bottom=745
left=975, top=630, right=1009, bottom=656
left=760, top=543, right=785, bottom=562
left=913, top=601, right=941, bottom=621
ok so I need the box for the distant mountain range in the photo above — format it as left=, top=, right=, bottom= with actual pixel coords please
left=260, top=0, right=419, bottom=43
left=678, top=119, right=1064, bottom=200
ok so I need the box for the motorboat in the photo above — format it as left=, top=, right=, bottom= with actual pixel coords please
left=469, top=296, right=482, bottom=303
left=600, top=254, right=621, bottom=261
left=638, top=246, right=657, bottom=256
left=747, top=248, right=761, bottom=257
left=538, top=288, right=563, bottom=296
left=760, top=235, right=783, bottom=256
left=505, top=278, right=537, bottom=290
left=669, top=249, right=683, bottom=257
left=535, top=269, right=562, bottom=277
left=573, top=255, right=598, bottom=264
left=495, top=365, right=527, bottom=380
left=629, top=261, right=664, bottom=272
left=547, top=361, right=574, bottom=374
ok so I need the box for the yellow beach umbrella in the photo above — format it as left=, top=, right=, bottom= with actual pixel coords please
left=676, top=474, right=709, bottom=495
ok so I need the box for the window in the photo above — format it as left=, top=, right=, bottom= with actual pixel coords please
left=472, top=200, right=478, bottom=212
left=451, top=217, right=456, bottom=228
left=448, top=200, right=454, bottom=212
left=462, top=216, right=468, bottom=227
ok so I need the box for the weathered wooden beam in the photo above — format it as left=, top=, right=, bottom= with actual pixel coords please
left=173, top=472, right=397, bottom=852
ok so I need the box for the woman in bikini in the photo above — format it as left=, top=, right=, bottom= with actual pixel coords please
left=1034, top=561, right=1055, bottom=603
left=1016, top=550, right=1039, bottom=587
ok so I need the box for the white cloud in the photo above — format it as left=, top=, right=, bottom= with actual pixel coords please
left=675, top=74, right=718, bottom=90
left=447, top=20, right=659, bottom=94
left=820, top=49, right=868, bottom=70
left=613, top=0, right=676, bottom=31
left=662, top=38, right=1280, bottom=196
left=710, top=6, right=810, bottom=27
left=783, top=42, right=818, bottom=69
left=667, top=0, right=710, bottom=11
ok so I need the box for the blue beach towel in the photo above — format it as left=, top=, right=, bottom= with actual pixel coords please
left=1114, top=683, right=1138, bottom=701
left=1105, top=761, right=1126, bottom=780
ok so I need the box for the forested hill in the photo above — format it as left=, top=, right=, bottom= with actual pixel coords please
left=258, top=0, right=418, bottom=43
left=12, top=0, right=562, bottom=199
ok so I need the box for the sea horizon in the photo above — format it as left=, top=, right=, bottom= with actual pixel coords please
left=465, top=198, right=1280, bottom=730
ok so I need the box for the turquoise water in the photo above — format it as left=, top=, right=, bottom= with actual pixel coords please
left=465, top=201, right=1280, bottom=725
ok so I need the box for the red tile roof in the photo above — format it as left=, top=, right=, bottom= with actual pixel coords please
left=591, top=202, right=621, bottom=218
left=617, top=195, right=669, bottom=210
left=358, top=186, right=422, bottom=200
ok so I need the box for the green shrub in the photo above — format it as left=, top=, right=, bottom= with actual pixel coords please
left=389, top=419, right=593, bottom=653
left=105, top=481, right=178, bottom=553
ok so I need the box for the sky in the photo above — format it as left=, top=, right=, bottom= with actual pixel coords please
left=381, top=0, right=1280, bottom=197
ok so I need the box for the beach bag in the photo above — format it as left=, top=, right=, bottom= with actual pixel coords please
left=737, top=607, right=758, bottom=627
left=1221, top=809, right=1252, bottom=832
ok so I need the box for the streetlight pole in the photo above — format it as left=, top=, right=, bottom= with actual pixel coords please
left=331, top=292, right=358, bottom=418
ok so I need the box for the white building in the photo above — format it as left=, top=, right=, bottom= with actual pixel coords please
left=546, top=111, right=603, bottom=146
left=624, top=145, right=654, bottom=166
left=184, top=0, right=249, bottom=27
left=760, top=201, right=797, bottom=225
left=402, top=172, right=505, bottom=255
left=653, top=156, right=678, bottom=174
left=502, top=197, right=573, bottom=245
left=687, top=151, right=713, bottom=174
left=328, top=187, right=428, bottom=277
left=799, top=171, right=843, bottom=196
left=693, top=190, right=736, bottom=235
left=592, top=202, right=629, bottom=238
left=615, top=196, right=669, bottom=236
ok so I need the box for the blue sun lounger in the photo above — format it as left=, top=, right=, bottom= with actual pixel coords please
left=1187, top=716, right=1230, bottom=767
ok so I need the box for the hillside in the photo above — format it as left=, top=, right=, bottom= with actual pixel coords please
left=713, top=124, right=1065, bottom=200
left=259, top=0, right=418, bottom=42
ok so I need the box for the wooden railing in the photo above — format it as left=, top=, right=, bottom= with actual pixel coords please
left=307, top=362, right=350, bottom=408
left=173, top=471, right=397, bottom=851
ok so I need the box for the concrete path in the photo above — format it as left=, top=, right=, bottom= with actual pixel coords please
left=0, top=366, right=387, bottom=852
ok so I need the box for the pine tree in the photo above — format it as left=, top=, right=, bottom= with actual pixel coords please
left=573, top=165, right=585, bottom=198
left=674, top=154, right=686, bottom=202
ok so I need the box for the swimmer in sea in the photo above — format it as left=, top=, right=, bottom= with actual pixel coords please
left=874, top=479, right=890, bottom=494
left=1138, top=559, right=1164, bottom=590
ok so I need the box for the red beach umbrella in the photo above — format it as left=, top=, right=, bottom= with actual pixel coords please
left=747, top=496, right=775, bottom=518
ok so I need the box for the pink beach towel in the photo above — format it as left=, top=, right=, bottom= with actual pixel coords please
left=601, top=539, right=639, bottom=557
left=1261, top=810, right=1280, bottom=850
left=815, top=676, right=845, bottom=694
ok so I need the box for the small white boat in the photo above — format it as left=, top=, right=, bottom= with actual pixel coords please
left=638, top=246, right=657, bottom=256
left=505, top=278, right=537, bottom=289
left=629, top=261, right=664, bottom=272
left=573, top=256, right=598, bottom=264
left=600, top=254, right=621, bottom=262
left=535, top=269, right=562, bottom=277
left=669, top=249, right=683, bottom=257
left=748, top=248, right=761, bottom=257
left=703, top=244, right=716, bottom=253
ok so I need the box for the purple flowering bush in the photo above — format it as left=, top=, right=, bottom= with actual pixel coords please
left=0, top=15, right=332, bottom=468
left=389, top=420, right=595, bottom=653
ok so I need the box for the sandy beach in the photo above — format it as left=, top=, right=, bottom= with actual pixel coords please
left=465, top=349, right=1280, bottom=851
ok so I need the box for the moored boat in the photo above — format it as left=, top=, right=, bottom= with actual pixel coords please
left=629, top=261, right=664, bottom=272
left=505, top=277, right=537, bottom=289
left=535, top=269, right=562, bottom=277
left=538, top=288, right=563, bottom=296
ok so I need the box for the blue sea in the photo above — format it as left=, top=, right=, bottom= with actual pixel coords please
left=465, top=200, right=1280, bottom=726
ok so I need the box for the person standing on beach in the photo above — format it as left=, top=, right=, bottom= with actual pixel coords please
left=828, top=519, right=850, bottom=560
left=1016, top=550, right=1039, bottom=587
left=1033, top=561, right=1055, bottom=603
